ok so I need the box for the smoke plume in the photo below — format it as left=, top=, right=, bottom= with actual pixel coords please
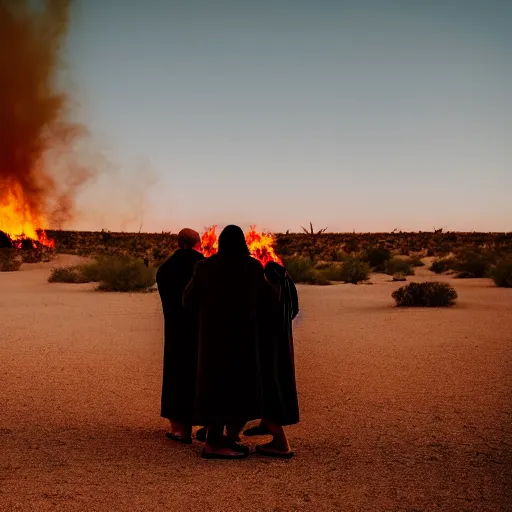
left=0, top=0, right=94, bottom=231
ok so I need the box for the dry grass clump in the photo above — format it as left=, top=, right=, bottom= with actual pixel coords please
left=48, top=266, right=90, bottom=283
left=92, top=255, right=155, bottom=292
left=48, top=256, right=155, bottom=292
left=392, top=282, right=457, bottom=307
left=0, top=249, right=22, bottom=272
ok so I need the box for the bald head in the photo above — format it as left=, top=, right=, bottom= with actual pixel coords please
left=177, top=228, right=201, bottom=250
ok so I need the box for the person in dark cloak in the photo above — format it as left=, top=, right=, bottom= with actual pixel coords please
left=156, top=228, right=205, bottom=444
left=0, top=231, right=13, bottom=249
left=244, top=260, right=300, bottom=458
left=183, top=224, right=280, bottom=459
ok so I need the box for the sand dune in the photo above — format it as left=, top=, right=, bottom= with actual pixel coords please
left=1, top=263, right=511, bottom=511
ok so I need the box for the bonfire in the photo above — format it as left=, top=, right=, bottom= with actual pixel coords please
left=200, top=225, right=282, bottom=266
left=0, top=184, right=55, bottom=250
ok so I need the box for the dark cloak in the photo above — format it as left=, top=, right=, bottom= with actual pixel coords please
left=261, top=261, right=300, bottom=426
left=0, top=231, right=13, bottom=249
left=183, top=253, right=279, bottom=425
left=156, top=248, right=205, bottom=422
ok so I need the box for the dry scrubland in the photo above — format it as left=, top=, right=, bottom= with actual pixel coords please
left=1, top=253, right=511, bottom=511
left=45, top=230, right=512, bottom=264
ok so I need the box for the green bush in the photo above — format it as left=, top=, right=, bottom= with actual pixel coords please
left=337, top=256, right=370, bottom=284
left=284, top=257, right=331, bottom=285
left=385, top=258, right=415, bottom=276
left=0, top=249, right=22, bottom=272
left=284, top=257, right=315, bottom=282
left=429, top=258, right=455, bottom=274
left=363, top=246, right=392, bottom=271
left=453, top=249, right=495, bottom=278
left=80, top=261, right=104, bottom=282
left=392, top=282, right=457, bottom=307
left=87, top=255, right=156, bottom=292
left=492, top=260, right=512, bottom=288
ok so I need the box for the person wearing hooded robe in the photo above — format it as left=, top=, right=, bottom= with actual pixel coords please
left=183, top=224, right=280, bottom=459
left=244, top=260, right=300, bottom=458
left=156, top=228, right=205, bottom=443
left=0, top=230, right=13, bottom=249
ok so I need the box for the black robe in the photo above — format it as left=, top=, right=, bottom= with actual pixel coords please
left=156, top=248, right=205, bottom=422
left=261, top=262, right=300, bottom=426
left=0, top=231, right=12, bottom=249
left=183, top=254, right=279, bottom=425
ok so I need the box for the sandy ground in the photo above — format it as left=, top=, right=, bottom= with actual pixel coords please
left=1, top=256, right=511, bottom=512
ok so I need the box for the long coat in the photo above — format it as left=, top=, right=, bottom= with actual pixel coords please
left=183, top=254, right=279, bottom=425
left=261, top=262, right=300, bottom=426
left=156, top=248, right=205, bottom=422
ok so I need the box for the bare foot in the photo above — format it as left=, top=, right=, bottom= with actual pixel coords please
left=256, top=440, right=293, bottom=458
left=202, top=436, right=248, bottom=459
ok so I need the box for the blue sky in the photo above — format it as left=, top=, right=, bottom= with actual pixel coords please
left=64, top=0, right=511, bottom=233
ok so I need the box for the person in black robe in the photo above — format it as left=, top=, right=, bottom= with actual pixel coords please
left=0, top=231, right=13, bottom=249
left=244, top=260, right=300, bottom=458
left=156, top=228, right=204, bottom=443
left=183, top=224, right=280, bottom=459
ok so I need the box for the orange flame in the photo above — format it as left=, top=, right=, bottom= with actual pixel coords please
left=199, top=225, right=282, bottom=265
left=245, top=225, right=283, bottom=266
left=0, top=183, right=55, bottom=248
left=200, top=225, right=219, bottom=257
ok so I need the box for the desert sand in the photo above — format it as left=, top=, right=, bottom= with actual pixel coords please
left=1, top=256, right=511, bottom=511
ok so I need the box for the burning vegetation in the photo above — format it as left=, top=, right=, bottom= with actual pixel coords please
left=200, top=225, right=282, bottom=265
left=0, top=0, right=92, bottom=251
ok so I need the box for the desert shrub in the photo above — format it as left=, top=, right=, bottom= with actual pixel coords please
left=392, top=273, right=407, bottom=282
left=80, top=261, right=104, bottom=282
left=315, top=263, right=343, bottom=282
left=392, top=282, right=457, bottom=307
left=86, top=255, right=156, bottom=292
left=284, top=257, right=316, bottom=282
left=328, top=248, right=348, bottom=262
left=362, top=246, right=392, bottom=271
left=21, top=249, right=48, bottom=263
left=429, top=258, right=455, bottom=274
left=48, top=266, right=90, bottom=284
left=385, top=257, right=415, bottom=276
left=284, top=257, right=331, bottom=285
left=492, top=260, right=512, bottom=288
left=453, top=249, right=495, bottom=278
left=406, top=255, right=425, bottom=267
left=0, top=249, right=22, bottom=272
left=336, top=256, right=370, bottom=284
